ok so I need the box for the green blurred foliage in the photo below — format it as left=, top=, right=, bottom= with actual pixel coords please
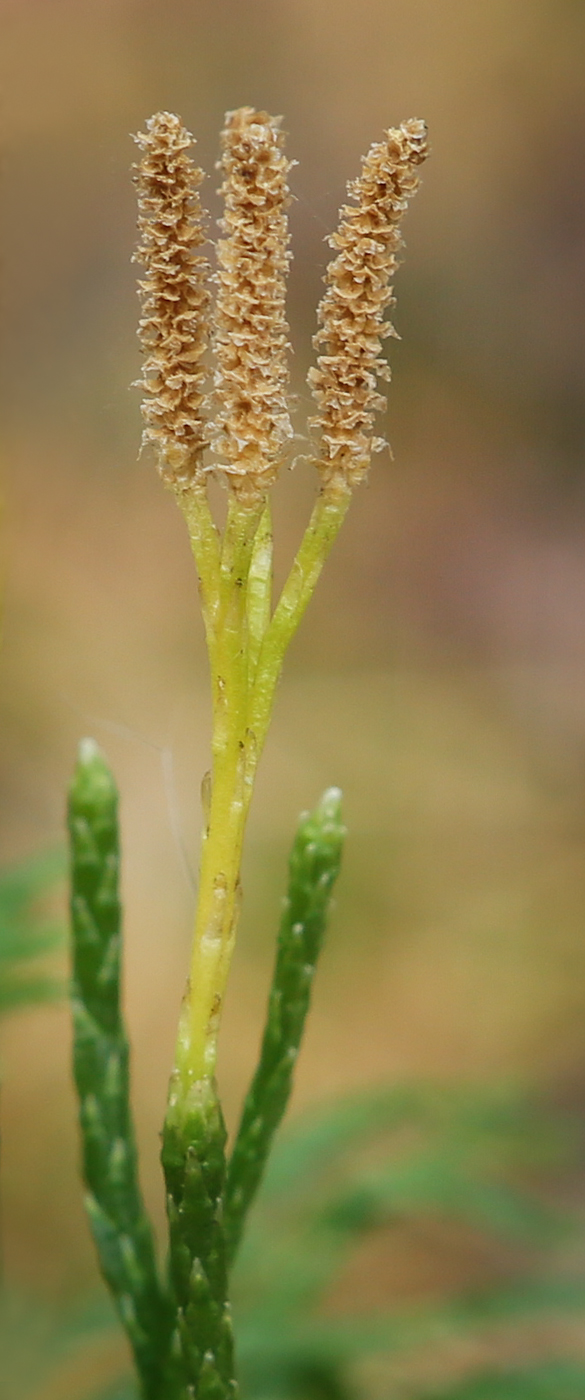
left=0, top=849, right=64, bottom=1016
left=4, top=1083, right=585, bottom=1399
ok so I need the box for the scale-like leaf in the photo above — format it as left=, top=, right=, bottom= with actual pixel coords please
left=225, top=788, right=345, bottom=1264
left=68, top=740, right=172, bottom=1399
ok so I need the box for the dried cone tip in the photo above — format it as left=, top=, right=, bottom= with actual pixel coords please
left=309, top=118, right=429, bottom=491
left=133, top=111, right=211, bottom=490
left=211, top=107, right=293, bottom=504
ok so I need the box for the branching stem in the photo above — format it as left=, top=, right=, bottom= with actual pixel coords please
left=249, top=483, right=351, bottom=754
left=176, top=497, right=263, bottom=1090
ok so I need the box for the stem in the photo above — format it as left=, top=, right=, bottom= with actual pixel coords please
left=162, top=1079, right=236, bottom=1400
left=173, top=483, right=350, bottom=1096
left=246, top=503, right=273, bottom=685
left=249, top=484, right=351, bottom=756
left=177, top=483, right=222, bottom=660
left=175, top=496, right=264, bottom=1093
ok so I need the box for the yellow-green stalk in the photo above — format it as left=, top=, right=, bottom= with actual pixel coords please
left=179, top=108, right=294, bottom=1088
left=134, top=107, right=429, bottom=1109
left=132, top=112, right=221, bottom=648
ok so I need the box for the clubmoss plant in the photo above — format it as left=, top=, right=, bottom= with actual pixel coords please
left=68, top=107, right=428, bottom=1400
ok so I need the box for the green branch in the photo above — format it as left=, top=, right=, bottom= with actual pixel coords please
left=224, top=789, right=345, bottom=1266
left=162, top=1080, right=236, bottom=1399
left=68, top=740, right=172, bottom=1400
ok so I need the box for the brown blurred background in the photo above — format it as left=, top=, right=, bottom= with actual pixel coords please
left=2, top=0, right=585, bottom=1310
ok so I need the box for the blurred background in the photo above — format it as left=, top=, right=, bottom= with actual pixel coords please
left=2, top=0, right=585, bottom=1383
